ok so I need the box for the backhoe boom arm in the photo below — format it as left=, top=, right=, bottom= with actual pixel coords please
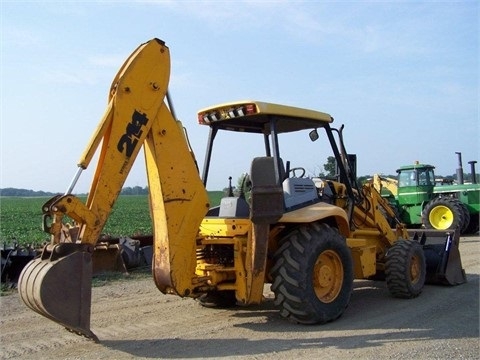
left=18, top=38, right=210, bottom=339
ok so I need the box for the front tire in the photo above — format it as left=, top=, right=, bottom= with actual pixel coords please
left=385, top=239, right=426, bottom=298
left=270, top=223, right=354, bottom=324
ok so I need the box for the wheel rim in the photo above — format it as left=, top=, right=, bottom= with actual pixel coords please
left=313, top=250, right=343, bottom=303
left=410, top=254, right=421, bottom=285
left=428, top=205, right=453, bottom=229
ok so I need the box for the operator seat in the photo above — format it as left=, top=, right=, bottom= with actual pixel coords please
left=249, top=157, right=284, bottom=224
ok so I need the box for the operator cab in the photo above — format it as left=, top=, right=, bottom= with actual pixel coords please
left=198, top=101, right=356, bottom=218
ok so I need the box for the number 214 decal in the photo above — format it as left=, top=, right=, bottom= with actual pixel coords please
left=117, top=110, right=149, bottom=157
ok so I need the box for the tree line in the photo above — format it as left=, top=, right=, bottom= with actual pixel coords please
left=0, top=186, right=149, bottom=197
left=2, top=157, right=478, bottom=197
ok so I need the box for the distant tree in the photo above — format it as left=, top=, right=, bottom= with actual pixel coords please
left=323, top=156, right=336, bottom=177
left=0, top=186, right=153, bottom=197
left=120, top=186, right=149, bottom=195
left=448, top=172, right=480, bottom=183
left=236, top=173, right=251, bottom=198
left=357, top=175, right=371, bottom=185
left=0, top=188, right=57, bottom=197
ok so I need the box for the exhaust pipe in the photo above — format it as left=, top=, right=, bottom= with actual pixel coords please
left=468, top=161, right=477, bottom=184
left=455, top=152, right=464, bottom=185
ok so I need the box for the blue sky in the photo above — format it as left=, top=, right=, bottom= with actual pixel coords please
left=1, top=1, right=478, bottom=193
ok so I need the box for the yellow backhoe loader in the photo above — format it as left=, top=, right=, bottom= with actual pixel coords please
left=18, top=38, right=466, bottom=342
left=373, top=174, right=399, bottom=197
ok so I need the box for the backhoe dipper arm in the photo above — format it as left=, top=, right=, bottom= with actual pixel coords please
left=18, top=38, right=209, bottom=340
left=145, top=105, right=210, bottom=296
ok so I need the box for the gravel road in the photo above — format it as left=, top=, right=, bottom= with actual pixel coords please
left=1, top=235, right=479, bottom=360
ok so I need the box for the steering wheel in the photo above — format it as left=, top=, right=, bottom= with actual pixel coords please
left=289, top=167, right=306, bottom=178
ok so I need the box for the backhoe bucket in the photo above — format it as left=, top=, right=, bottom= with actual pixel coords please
left=18, top=243, right=98, bottom=341
left=410, top=230, right=466, bottom=286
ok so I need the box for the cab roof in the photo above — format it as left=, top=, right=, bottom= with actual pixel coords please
left=397, top=163, right=435, bottom=172
left=197, top=100, right=333, bottom=134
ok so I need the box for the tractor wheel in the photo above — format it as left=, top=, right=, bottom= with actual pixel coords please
left=465, top=214, right=479, bottom=234
left=422, top=197, right=466, bottom=232
left=459, top=203, right=471, bottom=234
left=270, top=223, right=354, bottom=324
left=385, top=239, right=426, bottom=298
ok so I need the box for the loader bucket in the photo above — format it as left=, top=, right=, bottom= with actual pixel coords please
left=92, top=242, right=127, bottom=275
left=410, top=230, right=466, bottom=286
left=18, top=243, right=98, bottom=341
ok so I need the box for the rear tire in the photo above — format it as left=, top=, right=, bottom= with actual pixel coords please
left=270, top=223, right=354, bottom=324
left=385, top=239, right=426, bottom=298
left=465, top=214, right=479, bottom=234
left=459, top=202, right=471, bottom=234
left=422, top=197, right=466, bottom=232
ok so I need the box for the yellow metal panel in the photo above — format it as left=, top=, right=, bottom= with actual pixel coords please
left=81, top=39, right=170, bottom=243
left=244, top=223, right=269, bottom=304
left=200, top=218, right=251, bottom=237
left=350, top=245, right=377, bottom=279
left=279, top=203, right=350, bottom=236
left=198, top=100, right=333, bottom=123
left=145, top=106, right=210, bottom=297
left=346, top=238, right=368, bottom=248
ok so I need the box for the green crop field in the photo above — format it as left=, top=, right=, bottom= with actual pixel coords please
left=0, top=191, right=224, bottom=247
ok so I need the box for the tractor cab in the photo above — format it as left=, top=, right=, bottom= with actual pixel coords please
left=197, top=100, right=356, bottom=219
left=396, top=162, right=436, bottom=224
left=397, top=163, right=435, bottom=204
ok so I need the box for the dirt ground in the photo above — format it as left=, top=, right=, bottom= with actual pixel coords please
left=1, top=235, right=479, bottom=360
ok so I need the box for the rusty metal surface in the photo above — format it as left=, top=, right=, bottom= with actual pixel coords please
left=18, top=244, right=98, bottom=341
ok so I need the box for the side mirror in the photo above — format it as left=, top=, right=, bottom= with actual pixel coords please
left=309, top=129, right=319, bottom=142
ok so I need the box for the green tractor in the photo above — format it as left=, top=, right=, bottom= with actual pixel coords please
left=376, top=153, right=479, bottom=234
